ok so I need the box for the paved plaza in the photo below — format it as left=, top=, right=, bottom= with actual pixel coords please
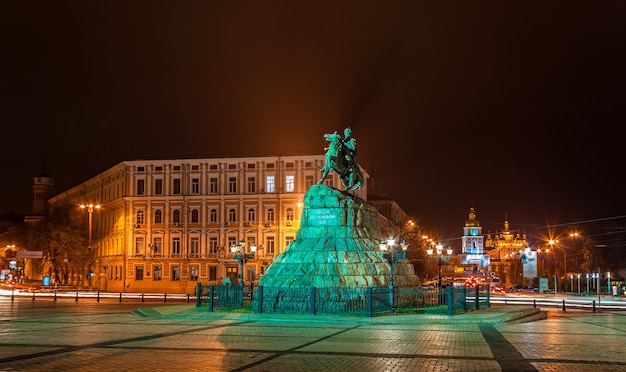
left=0, top=298, right=624, bottom=371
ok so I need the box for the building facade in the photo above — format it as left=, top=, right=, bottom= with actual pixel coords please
left=47, top=155, right=368, bottom=294
left=484, top=215, right=529, bottom=286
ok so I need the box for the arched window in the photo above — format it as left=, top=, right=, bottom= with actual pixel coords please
left=191, top=209, right=199, bottom=223
left=209, top=209, right=218, bottom=223
left=286, top=207, right=294, bottom=221
left=154, top=210, right=162, bottom=224
left=229, top=208, right=236, bottom=222
left=247, top=208, right=255, bottom=222
left=136, top=210, right=145, bottom=224
left=173, top=209, right=181, bottom=223
left=267, top=208, right=275, bottom=222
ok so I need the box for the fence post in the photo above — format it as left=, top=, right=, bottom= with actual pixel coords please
left=462, top=286, right=467, bottom=312
left=54, top=290, right=57, bottom=302
left=475, top=285, right=479, bottom=310
left=196, top=283, right=202, bottom=307
left=310, top=286, right=316, bottom=316
left=141, top=293, right=144, bottom=302
left=256, top=285, right=264, bottom=314
left=97, top=291, right=100, bottom=303
left=562, top=299, right=566, bottom=312
left=593, top=300, right=596, bottom=312
left=187, top=293, right=190, bottom=303
left=164, top=293, right=167, bottom=303
left=75, top=292, right=79, bottom=302
left=32, top=292, right=35, bottom=301
left=208, top=285, right=215, bottom=312
left=366, top=287, right=373, bottom=317
left=446, top=286, right=453, bottom=315
left=533, top=299, right=536, bottom=308
left=486, top=284, right=491, bottom=308
left=119, top=293, right=122, bottom=302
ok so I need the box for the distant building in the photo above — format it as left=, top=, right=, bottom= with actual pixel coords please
left=47, top=155, right=369, bottom=294
left=24, top=172, right=54, bottom=224
left=484, top=215, right=529, bottom=286
left=459, top=206, right=490, bottom=274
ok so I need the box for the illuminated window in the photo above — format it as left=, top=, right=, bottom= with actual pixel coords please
left=266, top=176, right=275, bottom=193
left=152, top=237, right=162, bottom=255
left=286, top=175, right=294, bottom=192
left=135, top=237, right=144, bottom=255
left=171, top=266, right=180, bottom=281
left=190, top=265, right=199, bottom=281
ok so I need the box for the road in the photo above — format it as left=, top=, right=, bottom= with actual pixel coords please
left=0, top=295, right=626, bottom=371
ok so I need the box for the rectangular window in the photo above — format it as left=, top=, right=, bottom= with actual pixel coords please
left=172, top=238, right=181, bottom=256
left=209, top=237, right=218, bottom=254
left=137, top=179, right=145, bottom=195
left=153, top=237, right=162, bottom=255
left=209, top=177, right=218, bottom=194
left=286, top=236, right=295, bottom=248
left=155, top=179, right=163, bottom=195
left=209, top=266, right=217, bottom=281
left=135, top=237, right=144, bottom=255
left=191, top=178, right=199, bottom=194
left=191, top=165, right=199, bottom=171
left=153, top=265, right=162, bottom=280
left=305, top=175, right=314, bottom=189
left=246, top=265, right=255, bottom=282
left=190, top=265, right=199, bottom=281
left=266, top=176, right=275, bottom=193
left=324, top=178, right=333, bottom=188
left=286, top=175, right=294, bottom=192
left=266, top=236, right=275, bottom=255
left=171, top=266, right=180, bottom=281
left=173, top=178, right=181, bottom=195
left=190, top=237, right=199, bottom=256
left=247, top=177, right=256, bottom=193
left=228, top=177, right=237, bottom=193
left=135, top=266, right=144, bottom=280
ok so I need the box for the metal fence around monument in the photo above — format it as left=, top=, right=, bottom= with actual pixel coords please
left=196, top=283, right=490, bottom=317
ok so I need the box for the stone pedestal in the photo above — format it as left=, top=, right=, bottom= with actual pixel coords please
left=258, top=185, right=418, bottom=288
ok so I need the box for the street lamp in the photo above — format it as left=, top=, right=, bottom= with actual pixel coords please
left=577, top=274, right=581, bottom=295
left=379, top=237, right=409, bottom=311
left=231, top=239, right=256, bottom=287
left=80, top=203, right=100, bottom=289
left=607, top=272, right=611, bottom=296
left=427, top=243, right=453, bottom=288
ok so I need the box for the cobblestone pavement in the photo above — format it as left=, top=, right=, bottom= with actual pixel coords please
left=0, top=298, right=625, bottom=371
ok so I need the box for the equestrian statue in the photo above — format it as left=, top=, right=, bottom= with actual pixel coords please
left=318, top=127, right=364, bottom=190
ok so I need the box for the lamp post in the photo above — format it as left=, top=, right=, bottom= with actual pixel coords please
left=586, top=273, right=590, bottom=295
left=427, top=243, right=453, bottom=288
left=231, top=239, right=256, bottom=287
left=577, top=274, right=581, bottom=295
left=379, top=237, right=408, bottom=312
left=80, top=203, right=100, bottom=289
left=607, top=272, right=611, bottom=296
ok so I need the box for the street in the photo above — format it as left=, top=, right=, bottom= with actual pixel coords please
left=0, top=295, right=625, bottom=371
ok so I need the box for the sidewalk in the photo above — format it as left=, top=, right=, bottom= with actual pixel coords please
left=134, top=304, right=547, bottom=324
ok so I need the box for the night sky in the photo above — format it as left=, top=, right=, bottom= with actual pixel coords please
left=2, top=2, right=626, bottom=244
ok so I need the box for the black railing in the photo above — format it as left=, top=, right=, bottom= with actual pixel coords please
left=196, top=283, right=491, bottom=317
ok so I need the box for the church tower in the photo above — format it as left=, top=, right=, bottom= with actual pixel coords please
left=460, top=205, right=490, bottom=274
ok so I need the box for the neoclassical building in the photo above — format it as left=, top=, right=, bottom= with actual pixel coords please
left=48, top=155, right=368, bottom=294
left=484, top=215, right=529, bottom=286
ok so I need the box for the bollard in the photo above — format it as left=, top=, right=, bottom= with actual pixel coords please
left=164, top=293, right=167, bottom=303
left=75, top=292, right=79, bottom=302
left=187, top=293, right=190, bottom=303
left=32, top=292, right=35, bottom=301
left=119, top=293, right=122, bottom=302
left=97, top=292, right=100, bottom=303
left=54, top=290, right=57, bottom=302
left=562, top=299, right=566, bottom=311
left=593, top=300, right=596, bottom=312
left=11, top=288, right=14, bottom=301
left=141, top=293, right=144, bottom=302
left=533, top=299, right=536, bottom=308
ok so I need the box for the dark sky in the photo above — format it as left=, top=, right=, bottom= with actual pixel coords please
left=2, top=1, right=626, bottom=244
